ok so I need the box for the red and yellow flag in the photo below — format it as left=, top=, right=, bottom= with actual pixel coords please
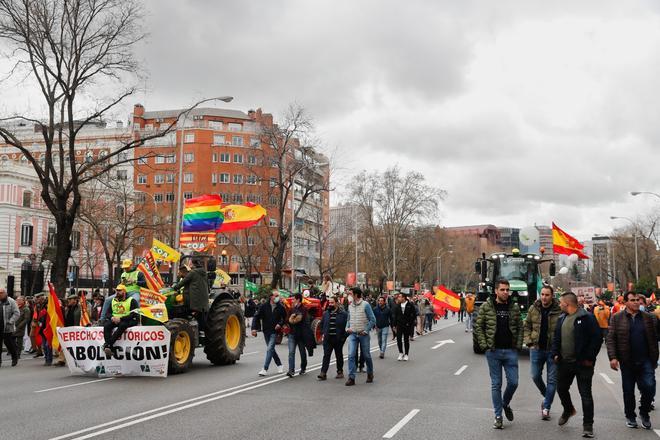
left=552, top=222, right=589, bottom=259
left=433, top=285, right=461, bottom=312
left=45, top=283, right=65, bottom=351
left=216, top=202, right=267, bottom=232
left=137, top=249, right=165, bottom=292
left=79, top=292, right=91, bottom=327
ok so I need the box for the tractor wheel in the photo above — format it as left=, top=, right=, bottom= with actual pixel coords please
left=205, top=299, right=245, bottom=365
left=310, top=318, right=323, bottom=345
left=165, top=319, right=195, bottom=374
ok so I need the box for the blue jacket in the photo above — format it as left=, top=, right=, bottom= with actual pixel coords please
left=552, top=308, right=602, bottom=363
left=373, top=304, right=391, bottom=329
left=345, top=300, right=376, bottom=333
left=251, top=302, right=287, bottom=337
left=320, top=307, right=348, bottom=340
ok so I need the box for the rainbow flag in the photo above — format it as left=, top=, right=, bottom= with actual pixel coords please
left=182, top=194, right=224, bottom=233
left=216, top=202, right=267, bottom=232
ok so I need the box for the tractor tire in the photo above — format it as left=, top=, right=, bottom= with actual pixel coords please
left=205, top=299, right=245, bottom=365
left=310, top=318, right=323, bottom=345
left=165, top=319, right=195, bottom=374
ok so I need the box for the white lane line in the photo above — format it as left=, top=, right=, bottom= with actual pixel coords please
left=600, top=372, right=614, bottom=384
left=382, top=409, right=420, bottom=438
left=454, top=365, right=468, bottom=376
left=653, top=428, right=660, bottom=437
left=35, top=378, right=115, bottom=393
left=241, top=351, right=259, bottom=356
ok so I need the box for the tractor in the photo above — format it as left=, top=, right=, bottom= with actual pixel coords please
left=146, top=254, right=246, bottom=374
left=472, top=248, right=555, bottom=354
left=280, top=296, right=325, bottom=344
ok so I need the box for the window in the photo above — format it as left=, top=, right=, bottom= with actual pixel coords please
left=233, top=174, right=243, bottom=184
left=232, top=193, right=243, bottom=203
left=228, top=123, right=242, bottom=132
left=246, top=175, right=257, bottom=185
left=269, top=195, right=278, bottom=205
left=248, top=155, right=256, bottom=165
left=116, top=169, right=127, bottom=180
left=220, top=193, right=230, bottom=202
left=183, top=173, right=194, bottom=183
left=233, top=154, right=243, bottom=164
left=247, top=236, right=256, bottom=246
left=71, top=230, right=80, bottom=250
left=219, top=173, right=230, bottom=183
left=218, top=235, right=229, bottom=245
left=166, top=193, right=175, bottom=203
left=136, top=192, right=146, bottom=203
left=166, top=174, right=175, bottom=183
left=20, top=224, right=33, bottom=246
left=155, top=155, right=165, bottom=164
left=22, top=191, right=32, bottom=208
left=232, top=136, right=243, bottom=147
left=183, top=192, right=193, bottom=200
left=250, top=137, right=260, bottom=148
left=166, top=155, right=176, bottom=164
left=154, top=174, right=165, bottom=184
left=137, top=156, right=147, bottom=165
left=213, top=134, right=225, bottom=145
left=184, top=133, right=195, bottom=143
left=269, top=218, right=277, bottom=227
left=209, top=121, right=223, bottom=130
left=137, top=174, right=147, bottom=184
left=144, top=124, right=153, bottom=131
left=233, top=235, right=242, bottom=245
left=137, top=236, right=146, bottom=245
left=154, top=193, right=163, bottom=203
left=212, top=153, right=218, bottom=163
left=211, top=173, right=218, bottom=184
left=271, top=159, right=278, bottom=167
left=269, top=178, right=276, bottom=188
left=184, top=152, right=194, bottom=163
left=220, top=153, right=230, bottom=163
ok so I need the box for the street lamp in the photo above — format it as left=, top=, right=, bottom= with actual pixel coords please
left=631, top=191, right=660, bottom=199
left=610, top=216, right=639, bottom=283
left=173, top=96, right=233, bottom=282
left=435, top=246, right=453, bottom=286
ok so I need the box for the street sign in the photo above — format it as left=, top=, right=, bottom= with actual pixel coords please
left=101, top=273, right=108, bottom=283
left=67, top=272, right=75, bottom=282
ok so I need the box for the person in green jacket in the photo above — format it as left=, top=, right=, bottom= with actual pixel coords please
left=474, top=278, right=523, bottom=430
left=523, top=285, right=562, bottom=420
left=172, top=259, right=210, bottom=330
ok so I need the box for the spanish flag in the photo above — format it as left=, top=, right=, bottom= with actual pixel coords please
left=433, top=285, right=461, bottom=312
left=45, top=283, right=65, bottom=351
left=552, top=222, right=589, bottom=259
left=216, top=203, right=267, bottom=232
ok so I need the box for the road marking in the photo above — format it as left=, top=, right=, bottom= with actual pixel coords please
left=600, top=372, right=614, bottom=384
left=241, top=351, right=259, bottom=356
left=653, top=428, right=660, bottom=438
left=52, top=326, right=449, bottom=440
left=35, top=378, right=115, bottom=393
left=431, top=339, right=455, bottom=349
left=454, top=365, right=468, bottom=376
left=382, top=409, right=420, bottom=438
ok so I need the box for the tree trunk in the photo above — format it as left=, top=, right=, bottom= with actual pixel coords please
left=53, top=219, right=74, bottom=298
left=270, top=240, right=287, bottom=289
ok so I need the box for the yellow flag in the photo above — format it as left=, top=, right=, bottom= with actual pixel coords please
left=151, top=239, right=181, bottom=263
left=138, top=304, right=169, bottom=323
left=213, top=269, right=231, bottom=287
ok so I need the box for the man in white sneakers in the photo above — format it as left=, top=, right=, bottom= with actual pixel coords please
left=391, top=292, right=416, bottom=361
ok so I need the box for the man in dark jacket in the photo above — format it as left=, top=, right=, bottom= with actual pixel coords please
left=391, top=292, right=416, bottom=361
left=523, top=285, right=562, bottom=420
left=373, top=296, right=391, bottom=359
left=251, top=289, right=286, bottom=376
left=474, top=278, right=523, bottom=430
left=552, top=291, right=601, bottom=438
left=64, top=293, right=81, bottom=327
left=13, top=296, right=30, bottom=357
left=318, top=296, right=347, bottom=380
left=286, top=293, right=308, bottom=377
left=0, top=288, right=19, bottom=367
left=172, top=260, right=210, bottom=330
left=607, top=291, right=659, bottom=429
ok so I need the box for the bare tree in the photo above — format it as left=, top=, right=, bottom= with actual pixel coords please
left=0, top=0, right=211, bottom=295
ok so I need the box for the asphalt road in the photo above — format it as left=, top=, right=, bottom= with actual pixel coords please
left=2, top=318, right=659, bottom=440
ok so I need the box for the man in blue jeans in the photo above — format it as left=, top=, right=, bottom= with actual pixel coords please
left=474, top=279, right=523, bottom=429
left=523, top=285, right=562, bottom=420
left=607, top=291, right=658, bottom=430
left=345, top=287, right=376, bottom=386
left=373, top=296, right=391, bottom=359
left=251, top=289, right=286, bottom=376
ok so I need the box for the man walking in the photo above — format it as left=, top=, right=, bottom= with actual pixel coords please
left=286, top=293, right=308, bottom=377
left=553, top=292, right=602, bottom=438
left=373, top=296, right=391, bottom=359
left=465, top=292, right=476, bottom=332
left=251, top=289, right=286, bottom=376
left=0, top=289, right=19, bottom=367
left=607, top=291, right=658, bottom=429
left=593, top=301, right=611, bottom=342
left=474, top=279, right=522, bottom=429
left=345, top=287, right=376, bottom=386
left=13, top=296, right=30, bottom=357
left=318, top=296, right=347, bottom=380
left=524, top=285, right=562, bottom=420
left=391, top=292, right=416, bottom=361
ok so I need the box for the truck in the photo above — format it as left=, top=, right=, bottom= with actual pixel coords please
left=472, top=248, right=555, bottom=353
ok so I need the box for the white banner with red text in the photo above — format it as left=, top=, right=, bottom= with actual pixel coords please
left=57, top=326, right=171, bottom=378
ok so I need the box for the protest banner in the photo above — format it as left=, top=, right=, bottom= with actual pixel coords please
left=574, top=286, right=597, bottom=306
left=57, top=326, right=170, bottom=378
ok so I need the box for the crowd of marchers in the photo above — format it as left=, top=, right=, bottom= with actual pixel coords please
left=473, top=278, right=658, bottom=439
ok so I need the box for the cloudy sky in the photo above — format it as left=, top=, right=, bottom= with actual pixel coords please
left=4, top=0, right=660, bottom=241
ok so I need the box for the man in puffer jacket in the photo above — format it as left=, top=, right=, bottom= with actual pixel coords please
left=474, top=278, right=523, bottom=430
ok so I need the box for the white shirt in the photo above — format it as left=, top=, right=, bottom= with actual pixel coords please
left=401, top=301, right=407, bottom=313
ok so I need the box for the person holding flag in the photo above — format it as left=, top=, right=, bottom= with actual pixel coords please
left=102, top=284, right=139, bottom=357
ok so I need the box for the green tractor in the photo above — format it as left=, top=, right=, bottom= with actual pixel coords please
left=146, top=255, right=246, bottom=374
left=472, top=249, right=555, bottom=354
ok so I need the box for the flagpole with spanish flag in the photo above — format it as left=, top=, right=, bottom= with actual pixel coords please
left=46, top=282, right=65, bottom=351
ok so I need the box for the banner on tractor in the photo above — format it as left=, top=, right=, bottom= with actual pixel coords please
left=180, top=232, right=216, bottom=252
left=57, top=326, right=170, bottom=378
